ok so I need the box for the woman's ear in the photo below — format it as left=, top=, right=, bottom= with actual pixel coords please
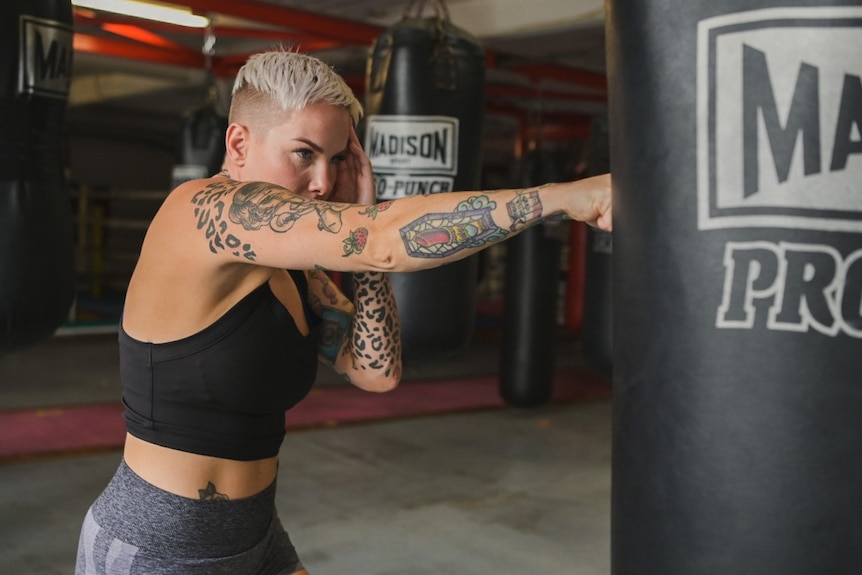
left=225, top=123, right=250, bottom=166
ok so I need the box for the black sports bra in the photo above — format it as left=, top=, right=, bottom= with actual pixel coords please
left=120, top=270, right=318, bottom=461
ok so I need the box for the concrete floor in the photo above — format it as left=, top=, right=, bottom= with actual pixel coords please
left=0, top=332, right=612, bottom=575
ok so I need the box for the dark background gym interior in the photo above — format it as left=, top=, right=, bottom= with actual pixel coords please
left=1, top=1, right=614, bottom=573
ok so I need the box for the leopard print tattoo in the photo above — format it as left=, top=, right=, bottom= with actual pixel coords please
left=349, top=272, right=401, bottom=379
left=191, top=180, right=257, bottom=260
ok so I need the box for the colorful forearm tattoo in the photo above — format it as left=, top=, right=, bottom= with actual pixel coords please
left=399, top=195, right=509, bottom=259
left=316, top=306, right=352, bottom=365
left=307, top=269, right=352, bottom=365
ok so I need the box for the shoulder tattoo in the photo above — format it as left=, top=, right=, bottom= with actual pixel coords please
left=191, top=180, right=351, bottom=262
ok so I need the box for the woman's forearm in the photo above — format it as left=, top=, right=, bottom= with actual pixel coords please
left=340, top=271, right=402, bottom=391
left=356, top=177, right=611, bottom=273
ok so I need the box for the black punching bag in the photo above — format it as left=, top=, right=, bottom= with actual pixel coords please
left=608, top=2, right=862, bottom=574
left=0, top=0, right=75, bottom=354
left=364, top=7, right=485, bottom=362
left=171, top=103, right=227, bottom=187
left=499, top=149, right=563, bottom=407
left=581, top=116, right=613, bottom=378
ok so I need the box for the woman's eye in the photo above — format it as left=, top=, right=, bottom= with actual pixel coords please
left=331, top=154, right=347, bottom=164
left=295, top=148, right=313, bottom=160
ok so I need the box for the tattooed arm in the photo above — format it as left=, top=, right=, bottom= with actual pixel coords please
left=306, top=268, right=401, bottom=392
left=186, top=173, right=611, bottom=273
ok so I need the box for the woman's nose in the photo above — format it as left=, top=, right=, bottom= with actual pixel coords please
left=309, top=163, right=336, bottom=198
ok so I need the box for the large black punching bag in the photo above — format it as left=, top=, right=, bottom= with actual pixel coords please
left=364, top=3, right=485, bottom=362
left=608, top=2, right=862, bottom=574
left=0, top=0, right=75, bottom=354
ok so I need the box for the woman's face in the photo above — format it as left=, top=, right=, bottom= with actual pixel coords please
left=242, top=102, right=352, bottom=201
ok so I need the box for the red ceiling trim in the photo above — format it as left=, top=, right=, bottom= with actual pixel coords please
left=179, top=0, right=382, bottom=45
left=74, top=34, right=205, bottom=68
left=99, top=23, right=189, bottom=51
left=75, top=10, right=338, bottom=47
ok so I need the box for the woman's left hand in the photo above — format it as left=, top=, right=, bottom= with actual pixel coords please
left=330, top=124, right=376, bottom=206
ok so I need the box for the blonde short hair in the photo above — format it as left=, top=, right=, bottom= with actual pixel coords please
left=230, top=51, right=363, bottom=127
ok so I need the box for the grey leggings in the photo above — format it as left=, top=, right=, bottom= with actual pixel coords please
left=76, top=459, right=303, bottom=575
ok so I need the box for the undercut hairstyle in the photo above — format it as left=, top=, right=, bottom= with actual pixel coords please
left=229, top=50, right=363, bottom=130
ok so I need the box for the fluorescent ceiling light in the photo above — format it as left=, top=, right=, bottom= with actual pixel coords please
left=72, top=0, right=209, bottom=28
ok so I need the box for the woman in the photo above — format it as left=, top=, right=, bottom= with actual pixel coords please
left=76, top=50, right=612, bottom=574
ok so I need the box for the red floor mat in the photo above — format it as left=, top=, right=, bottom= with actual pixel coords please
left=0, top=369, right=610, bottom=462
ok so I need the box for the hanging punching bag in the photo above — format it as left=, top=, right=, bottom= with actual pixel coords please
left=608, top=2, right=862, bottom=574
left=171, top=103, right=227, bottom=188
left=0, top=0, right=75, bottom=354
left=364, top=3, right=485, bottom=362
left=499, top=148, right=563, bottom=407
left=581, top=115, right=612, bottom=378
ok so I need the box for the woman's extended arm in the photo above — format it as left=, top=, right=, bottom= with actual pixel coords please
left=179, top=173, right=612, bottom=274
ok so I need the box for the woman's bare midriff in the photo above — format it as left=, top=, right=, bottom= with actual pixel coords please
left=123, top=434, right=279, bottom=500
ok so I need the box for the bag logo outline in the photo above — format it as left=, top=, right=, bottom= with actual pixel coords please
left=18, top=15, right=73, bottom=99
left=696, top=7, right=862, bottom=233
left=366, top=115, right=459, bottom=200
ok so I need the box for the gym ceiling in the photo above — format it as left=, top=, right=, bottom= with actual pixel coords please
left=69, top=0, right=608, bottom=145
